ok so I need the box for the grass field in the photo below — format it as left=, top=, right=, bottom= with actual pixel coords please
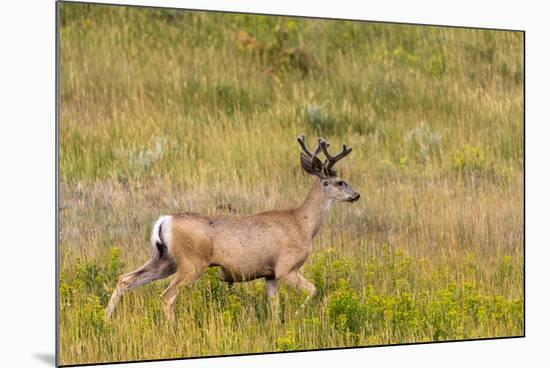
left=58, top=3, right=524, bottom=365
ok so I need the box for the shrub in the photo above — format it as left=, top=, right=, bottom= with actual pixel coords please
left=427, top=284, right=462, bottom=340
left=62, top=246, right=124, bottom=306
left=328, top=280, right=366, bottom=333
left=451, top=145, right=487, bottom=174
left=497, top=255, right=513, bottom=281
left=304, top=104, right=341, bottom=134
left=79, top=294, right=106, bottom=335
left=223, top=294, right=243, bottom=324
left=387, top=292, right=419, bottom=333
left=202, top=267, right=224, bottom=300
left=462, top=281, right=483, bottom=321
left=115, top=137, right=170, bottom=177
left=276, top=330, right=297, bottom=351
left=404, top=122, right=441, bottom=165
left=308, top=249, right=354, bottom=296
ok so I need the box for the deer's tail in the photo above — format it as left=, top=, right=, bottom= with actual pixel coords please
left=151, top=215, right=172, bottom=260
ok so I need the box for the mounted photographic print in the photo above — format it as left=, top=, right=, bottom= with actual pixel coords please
left=57, top=1, right=524, bottom=366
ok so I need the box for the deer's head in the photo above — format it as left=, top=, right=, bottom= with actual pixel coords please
left=298, top=134, right=360, bottom=203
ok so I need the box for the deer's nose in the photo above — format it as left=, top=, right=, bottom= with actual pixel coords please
left=351, top=193, right=360, bottom=202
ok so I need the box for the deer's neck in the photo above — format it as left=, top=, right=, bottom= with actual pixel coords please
left=296, top=179, right=331, bottom=240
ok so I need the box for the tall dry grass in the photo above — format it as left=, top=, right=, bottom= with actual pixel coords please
left=59, top=3, right=524, bottom=365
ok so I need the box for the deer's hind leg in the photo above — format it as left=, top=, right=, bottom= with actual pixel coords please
left=265, top=277, right=281, bottom=320
left=105, top=257, right=176, bottom=320
left=161, top=257, right=207, bottom=324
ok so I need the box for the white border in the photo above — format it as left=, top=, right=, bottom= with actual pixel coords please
left=1, top=1, right=547, bottom=367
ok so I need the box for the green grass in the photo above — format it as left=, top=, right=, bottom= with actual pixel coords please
left=59, top=3, right=524, bottom=365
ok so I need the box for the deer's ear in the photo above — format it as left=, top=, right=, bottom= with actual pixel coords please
left=300, top=153, right=315, bottom=175
left=311, top=156, right=324, bottom=174
left=300, top=153, right=324, bottom=177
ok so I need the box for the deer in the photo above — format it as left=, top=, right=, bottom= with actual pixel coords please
left=105, top=135, right=360, bottom=323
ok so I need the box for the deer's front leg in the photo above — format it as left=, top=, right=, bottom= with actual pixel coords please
left=280, top=270, right=317, bottom=297
left=280, top=270, right=317, bottom=314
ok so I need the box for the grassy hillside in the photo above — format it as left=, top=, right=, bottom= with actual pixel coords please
left=59, top=3, right=524, bottom=365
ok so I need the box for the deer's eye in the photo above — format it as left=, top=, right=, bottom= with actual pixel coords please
left=337, top=181, right=345, bottom=187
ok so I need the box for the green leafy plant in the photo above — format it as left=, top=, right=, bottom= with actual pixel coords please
left=328, top=280, right=366, bottom=333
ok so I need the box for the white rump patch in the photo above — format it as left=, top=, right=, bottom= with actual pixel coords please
left=151, top=215, right=173, bottom=251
